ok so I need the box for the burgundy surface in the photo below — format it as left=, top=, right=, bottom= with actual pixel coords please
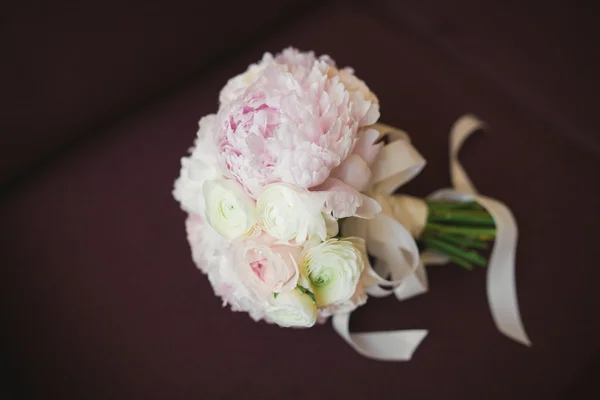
left=0, top=0, right=315, bottom=183
left=2, top=1, right=599, bottom=399
left=375, top=0, right=600, bottom=154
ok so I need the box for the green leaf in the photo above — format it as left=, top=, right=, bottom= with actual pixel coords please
left=273, top=292, right=279, bottom=299
left=297, top=285, right=316, bottom=304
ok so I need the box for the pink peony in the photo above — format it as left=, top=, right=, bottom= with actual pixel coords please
left=219, top=48, right=331, bottom=105
left=233, top=234, right=301, bottom=300
left=215, top=48, right=379, bottom=198
left=311, top=128, right=384, bottom=219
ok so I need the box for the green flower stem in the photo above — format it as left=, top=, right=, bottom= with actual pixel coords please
left=428, top=210, right=495, bottom=225
left=422, top=237, right=488, bottom=267
left=424, top=223, right=496, bottom=238
left=436, top=233, right=489, bottom=249
left=418, top=199, right=498, bottom=270
left=420, top=238, right=474, bottom=270
left=426, top=201, right=484, bottom=211
left=473, top=234, right=495, bottom=241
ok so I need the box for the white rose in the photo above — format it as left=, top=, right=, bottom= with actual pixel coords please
left=302, top=238, right=365, bottom=307
left=256, top=184, right=327, bottom=244
left=265, top=288, right=317, bottom=328
left=203, top=179, right=256, bottom=239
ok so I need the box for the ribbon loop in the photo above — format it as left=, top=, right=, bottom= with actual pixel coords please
left=449, top=115, right=484, bottom=194
left=370, top=123, right=426, bottom=194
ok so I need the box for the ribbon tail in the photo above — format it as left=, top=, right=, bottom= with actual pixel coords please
left=332, top=312, right=428, bottom=361
left=394, top=261, right=428, bottom=301
left=477, top=195, right=531, bottom=346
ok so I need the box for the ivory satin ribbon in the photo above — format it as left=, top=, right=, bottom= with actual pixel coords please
left=334, top=115, right=531, bottom=361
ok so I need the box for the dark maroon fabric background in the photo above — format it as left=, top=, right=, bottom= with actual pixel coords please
left=0, top=0, right=317, bottom=183
left=2, top=1, right=599, bottom=399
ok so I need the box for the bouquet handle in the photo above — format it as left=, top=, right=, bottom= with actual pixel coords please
left=333, top=115, right=531, bottom=361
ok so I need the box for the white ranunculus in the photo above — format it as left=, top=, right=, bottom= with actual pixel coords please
left=203, top=179, right=257, bottom=239
left=256, top=184, right=327, bottom=244
left=265, top=288, right=317, bottom=328
left=302, top=238, right=365, bottom=307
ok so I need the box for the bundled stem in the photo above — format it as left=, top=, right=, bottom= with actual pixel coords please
left=419, top=200, right=496, bottom=270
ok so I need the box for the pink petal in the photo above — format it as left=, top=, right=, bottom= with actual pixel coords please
left=361, top=103, right=380, bottom=126
left=355, top=194, right=382, bottom=219
left=330, top=154, right=372, bottom=192
left=353, top=128, right=383, bottom=166
left=313, top=178, right=362, bottom=218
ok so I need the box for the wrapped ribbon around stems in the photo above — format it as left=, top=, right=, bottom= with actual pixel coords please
left=334, top=114, right=531, bottom=361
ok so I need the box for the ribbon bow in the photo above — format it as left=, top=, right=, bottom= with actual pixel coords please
left=333, top=115, right=531, bottom=361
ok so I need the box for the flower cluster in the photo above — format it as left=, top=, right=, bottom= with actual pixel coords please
left=174, top=48, right=383, bottom=327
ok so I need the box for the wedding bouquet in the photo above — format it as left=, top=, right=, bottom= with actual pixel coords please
left=173, top=48, right=529, bottom=360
